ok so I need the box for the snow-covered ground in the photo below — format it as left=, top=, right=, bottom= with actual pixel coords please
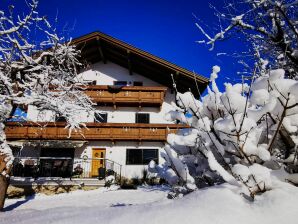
left=1, top=183, right=297, bottom=224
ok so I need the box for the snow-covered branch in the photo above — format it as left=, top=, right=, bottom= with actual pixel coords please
left=151, top=65, right=298, bottom=200
left=196, top=0, right=298, bottom=78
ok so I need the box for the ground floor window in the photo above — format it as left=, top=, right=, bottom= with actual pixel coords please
left=126, top=149, right=158, bottom=165
left=39, top=148, right=74, bottom=177
left=12, top=148, right=75, bottom=178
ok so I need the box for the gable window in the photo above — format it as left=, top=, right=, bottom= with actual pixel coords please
left=133, top=81, right=143, bottom=86
left=126, top=149, right=158, bottom=165
left=94, top=113, right=108, bottom=123
left=135, top=113, right=150, bottom=123
left=114, top=81, right=127, bottom=86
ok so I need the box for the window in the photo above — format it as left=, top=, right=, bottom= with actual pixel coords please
left=143, top=149, right=159, bottom=164
left=95, top=113, right=108, bottom=123
left=135, top=113, right=150, bottom=123
left=114, top=81, right=127, bottom=86
left=6, top=106, right=27, bottom=122
left=55, top=115, right=66, bottom=122
left=12, top=147, right=21, bottom=157
left=133, top=81, right=143, bottom=86
left=41, top=148, right=74, bottom=157
left=39, top=148, right=74, bottom=178
left=126, top=149, right=158, bottom=165
left=85, top=80, right=97, bottom=85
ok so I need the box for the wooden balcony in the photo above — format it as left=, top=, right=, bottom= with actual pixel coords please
left=5, top=122, right=186, bottom=142
left=83, top=85, right=167, bottom=108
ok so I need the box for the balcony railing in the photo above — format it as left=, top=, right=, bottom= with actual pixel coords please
left=83, top=85, right=167, bottom=108
left=11, top=156, right=122, bottom=180
left=5, top=122, right=186, bottom=142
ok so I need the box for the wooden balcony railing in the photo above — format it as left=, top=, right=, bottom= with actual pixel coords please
left=83, top=85, right=167, bottom=108
left=5, top=122, right=186, bottom=142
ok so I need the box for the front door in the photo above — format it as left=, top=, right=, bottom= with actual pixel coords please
left=91, top=148, right=106, bottom=177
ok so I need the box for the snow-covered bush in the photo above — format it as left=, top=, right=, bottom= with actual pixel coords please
left=150, top=65, right=298, bottom=199
left=105, top=175, right=116, bottom=188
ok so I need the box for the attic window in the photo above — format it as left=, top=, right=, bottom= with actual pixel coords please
left=133, top=81, right=143, bottom=86
left=114, top=81, right=127, bottom=86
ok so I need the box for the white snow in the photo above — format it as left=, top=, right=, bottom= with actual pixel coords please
left=1, top=183, right=298, bottom=224
left=206, top=151, right=240, bottom=186
left=159, top=66, right=298, bottom=193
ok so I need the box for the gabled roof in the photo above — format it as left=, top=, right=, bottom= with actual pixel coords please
left=71, top=31, right=209, bottom=95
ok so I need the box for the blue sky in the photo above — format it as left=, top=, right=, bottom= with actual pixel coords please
left=3, top=0, right=249, bottom=91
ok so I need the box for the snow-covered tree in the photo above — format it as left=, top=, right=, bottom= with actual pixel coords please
left=150, top=0, right=298, bottom=200
left=150, top=65, right=298, bottom=200
left=196, top=0, right=298, bottom=78
left=0, top=1, right=96, bottom=210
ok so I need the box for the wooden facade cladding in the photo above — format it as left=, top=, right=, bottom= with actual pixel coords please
left=83, top=85, right=167, bottom=107
left=5, top=122, right=186, bottom=142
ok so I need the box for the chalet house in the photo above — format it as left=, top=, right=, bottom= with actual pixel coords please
left=5, top=31, right=208, bottom=182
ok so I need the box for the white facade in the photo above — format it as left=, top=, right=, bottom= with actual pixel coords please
left=27, top=62, right=175, bottom=124
left=21, top=61, right=176, bottom=178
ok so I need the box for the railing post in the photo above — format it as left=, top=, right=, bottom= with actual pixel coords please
left=112, top=93, right=116, bottom=109
left=25, top=126, right=29, bottom=138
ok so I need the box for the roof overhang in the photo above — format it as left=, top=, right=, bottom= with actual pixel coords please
left=71, top=31, right=209, bottom=96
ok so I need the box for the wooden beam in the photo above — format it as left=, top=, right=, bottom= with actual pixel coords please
left=127, top=50, right=133, bottom=75
left=96, top=37, right=107, bottom=64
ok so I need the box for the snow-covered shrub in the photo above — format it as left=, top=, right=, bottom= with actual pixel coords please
left=105, top=175, right=116, bottom=188
left=150, top=66, right=298, bottom=199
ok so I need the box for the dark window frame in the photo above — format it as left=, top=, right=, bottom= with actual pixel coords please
left=39, top=148, right=75, bottom=178
left=94, top=112, right=108, bottom=123
left=135, top=113, right=150, bottom=123
left=55, top=115, right=66, bottom=122
left=113, top=81, right=128, bottom=86
left=133, top=81, right=143, bottom=86
left=126, top=148, right=158, bottom=165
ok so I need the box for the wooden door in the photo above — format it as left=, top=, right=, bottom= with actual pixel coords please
left=91, top=148, right=106, bottom=177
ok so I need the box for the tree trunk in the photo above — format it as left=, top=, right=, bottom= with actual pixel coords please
left=0, top=174, right=9, bottom=211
